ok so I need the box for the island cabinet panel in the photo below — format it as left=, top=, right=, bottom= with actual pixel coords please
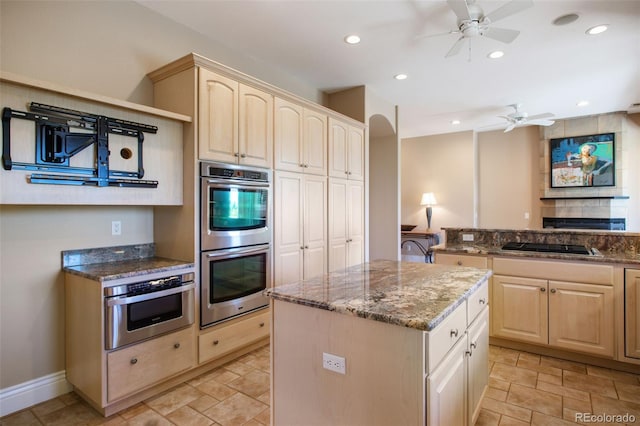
left=425, top=301, right=467, bottom=373
left=427, top=335, right=467, bottom=426
left=467, top=308, right=489, bottom=426
left=624, top=269, right=640, bottom=359
left=272, top=301, right=424, bottom=426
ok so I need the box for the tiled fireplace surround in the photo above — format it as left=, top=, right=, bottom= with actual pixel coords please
left=539, top=112, right=633, bottom=226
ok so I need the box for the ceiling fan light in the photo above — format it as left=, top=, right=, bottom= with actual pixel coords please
left=488, top=50, right=504, bottom=59
left=344, top=34, right=361, bottom=44
left=586, top=25, right=608, bottom=35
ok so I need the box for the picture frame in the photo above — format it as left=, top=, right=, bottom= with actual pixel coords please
left=550, top=133, right=615, bottom=188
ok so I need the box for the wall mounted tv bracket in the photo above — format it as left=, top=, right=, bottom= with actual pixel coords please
left=2, top=102, right=158, bottom=188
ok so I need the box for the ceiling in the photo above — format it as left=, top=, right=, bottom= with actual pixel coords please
left=138, top=0, right=640, bottom=138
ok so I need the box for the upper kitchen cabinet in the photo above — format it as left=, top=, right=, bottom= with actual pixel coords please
left=199, top=69, right=273, bottom=168
left=0, top=72, right=189, bottom=205
left=274, top=97, right=327, bottom=176
left=328, top=117, right=364, bottom=181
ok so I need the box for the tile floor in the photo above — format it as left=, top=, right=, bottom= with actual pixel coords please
left=2, top=344, right=639, bottom=425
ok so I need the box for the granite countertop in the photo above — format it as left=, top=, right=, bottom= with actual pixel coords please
left=264, top=259, right=491, bottom=332
left=62, top=243, right=194, bottom=282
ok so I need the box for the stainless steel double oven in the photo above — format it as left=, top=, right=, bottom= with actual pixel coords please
left=200, top=161, right=271, bottom=327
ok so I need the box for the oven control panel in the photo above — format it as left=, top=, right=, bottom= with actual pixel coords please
left=104, top=272, right=195, bottom=297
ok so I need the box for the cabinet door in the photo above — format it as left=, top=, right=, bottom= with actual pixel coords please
left=239, top=84, right=273, bottom=168
left=492, top=275, right=548, bottom=345
left=347, top=180, right=364, bottom=268
left=198, top=69, right=239, bottom=162
left=467, top=308, right=489, bottom=426
left=347, top=126, right=364, bottom=181
left=328, top=178, right=348, bottom=272
left=303, top=109, right=327, bottom=176
left=274, top=98, right=303, bottom=172
left=626, top=269, right=640, bottom=359
left=427, top=335, right=467, bottom=426
left=303, top=175, right=327, bottom=280
left=548, top=281, right=614, bottom=357
left=274, top=172, right=304, bottom=286
left=328, top=118, right=348, bottom=178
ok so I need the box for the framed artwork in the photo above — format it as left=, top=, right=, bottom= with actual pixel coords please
left=550, top=133, right=615, bottom=188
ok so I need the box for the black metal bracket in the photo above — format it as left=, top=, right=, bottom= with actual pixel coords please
left=2, top=102, right=158, bottom=188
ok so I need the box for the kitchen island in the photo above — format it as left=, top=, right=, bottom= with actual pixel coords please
left=265, top=260, right=492, bottom=426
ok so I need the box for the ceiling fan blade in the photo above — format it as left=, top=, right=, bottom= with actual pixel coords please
left=414, top=29, right=458, bottom=40
left=529, top=119, right=555, bottom=126
left=446, top=0, right=471, bottom=21
left=484, top=27, right=520, bottom=44
left=445, top=36, right=467, bottom=57
left=504, top=123, right=516, bottom=133
left=485, top=0, right=533, bottom=23
left=526, top=113, right=554, bottom=121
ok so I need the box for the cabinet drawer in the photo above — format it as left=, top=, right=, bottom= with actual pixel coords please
left=436, top=253, right=488, bottom=268
left=107, top=326, right=194, bottom=402
left=199, top=310, right=270, bottom=364
left=493, top=257, right=613, bottom=285
left=425, top=302, right=467, bottom=373
left=467, top=280, right=489, bottom=326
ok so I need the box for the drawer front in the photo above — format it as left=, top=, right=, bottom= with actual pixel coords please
left=425, top=302, right=467, bottom=373
left=493, top=257, right=613, bottom=285
left=199, top=310, right=270, bottom=364
left=436, top=253, right=488, bottom=268
left=467, top=280, right=489, bottom=326
left=107, top=326, right=195, bottom=402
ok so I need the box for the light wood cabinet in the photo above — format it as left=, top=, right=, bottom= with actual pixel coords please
left=435, top=253, right=488, bottom=268
left=198, top=68, right=273, bottom=167
left=625, top=269, right=640, bottom=359
left=274, top=97, right=327, bottom=175
left=328, top=178, right=364, bottom=272
left=274, top=171, right=327, bottom=286
left=328, top=117, right=364, bottom=181
left=492, top=258, right=615, bottom=358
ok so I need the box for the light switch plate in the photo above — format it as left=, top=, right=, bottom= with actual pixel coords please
left=462, top=233, right=474, bottom=242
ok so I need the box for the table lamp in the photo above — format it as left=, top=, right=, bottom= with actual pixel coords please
left=420, top=192, right=437, bottom=230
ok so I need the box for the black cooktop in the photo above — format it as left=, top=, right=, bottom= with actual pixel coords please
left=501, top=242, right=591, bottom=255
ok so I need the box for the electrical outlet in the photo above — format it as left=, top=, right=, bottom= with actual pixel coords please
left=111, top=221, right=122, bottom=236
left=322, top=352, right=346, bottom=375
left=524, top=212, right=530, bottom=220
left=462, top=233, right=474, bottom=242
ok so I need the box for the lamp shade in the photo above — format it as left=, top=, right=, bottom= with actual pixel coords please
left=420, top=192, right=437, bottom=206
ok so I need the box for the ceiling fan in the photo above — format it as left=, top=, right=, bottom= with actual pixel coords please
left=433, top=0, right=534, bottom=57
left=499, top=104, right=555, bottom=132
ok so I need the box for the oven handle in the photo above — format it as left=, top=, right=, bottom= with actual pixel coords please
left=205, top=245, right=270, bottom=259
left=105, top=282, right=195, bottom=307
left=205, top=178, right=269, bottom=188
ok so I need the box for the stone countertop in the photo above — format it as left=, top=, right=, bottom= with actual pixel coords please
left=264, top=260, right=491, bottom=332
left=63, top=257, right=194, bottom=282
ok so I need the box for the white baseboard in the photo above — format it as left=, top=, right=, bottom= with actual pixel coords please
left=0, top=371, right=73, bottom=417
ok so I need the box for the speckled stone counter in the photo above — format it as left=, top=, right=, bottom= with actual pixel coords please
left=437, top=228, right=640, bottom=265
left=264, top=259, right=491, bottom=331
left=62, top=243, right=194, bottom=282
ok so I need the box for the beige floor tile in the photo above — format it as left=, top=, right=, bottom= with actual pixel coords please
left=37, top=401, right=109, bottom=426
left=202, top=392, right=268, bottom=425
left=126, top=409, right=173, bottom=426
left=491, top=347, right=520, bottom=366
left=474, top=408, right=501, bottom=426
left=481, top=397, right=533, bottom=423
left=563, top=396, right=592, bottom=413
left=0, top=409, right=43, bottom=425
left=166, top=405, right=214, bottom=426
left=531, top=411, right=578, bottom=425
left=590, top=393, right=640, bottom=420
left=517, top=358, right=563, bottom=377
left=211, top=369, right=241, bottom=385
left=586, top=366, right=640, bottom=385
left=563, top=370, right=618, bottom=399
left=615, top=381, right=640, bottom=404
left=30, top=398, right=66, bottom=419
left=116, top=403, right=149, bottom=420
left=256, top=390, right=270, bottom=405
left=518, top=352, right=542, bottom=364
left=536, top=380, right=591, bottom=402
left=57, top=392, right=82, bottom=406
left=491, top=363, right=538, bottom=388
left=223, top=359, right=256, bottom=376
left=195, top=380, right=238, bottom=401
left=486, top=387, right=509, bottom=402
left=227, top=369, right=270, bottom=398
left=540, top=356, right=587, bottom=374
left=189, top=395, right=220, bottom=414
left=538, top=372, right=563, bottom=386
left=145, top=383, right=204, bottom=416
left=507, top=383, right=563, bottom=417
left=254, top=407, right=270, bottom=425
left=490, top=377, right=512, bottom=392
left=499, top=415, right=530, bottom=426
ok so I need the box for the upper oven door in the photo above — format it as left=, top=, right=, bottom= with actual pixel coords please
left=201, top=177, right=271, bottom=250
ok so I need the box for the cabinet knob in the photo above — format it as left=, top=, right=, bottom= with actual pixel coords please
left=240, top=153, right=246, bottom=158
left=457, top=261, right=462, bottom=266
left=479, top=298, right=486, bottom=305
left=174, top=343, right=180, bottom=349
left=259, top=322, right=265, bottom=327
left=450, top=329, right=459, bottom=338
left=304, top=164, right=309, bottom=168
left=345, top=171, right=348, bottom=175
left=550, top=288, right=557, bottom=293
left=130, top=357, right=138, bottom=365
left=299, top=163, right=305, bottom=168
left=540, top=287, right=546, bottom=292
left=234, top=152, right=240, bottom=157
left=304, top=245, right=309, bottom=249
left=213, top=340, right=219, bottom=345
left=300, top=246, right=305, bottom=250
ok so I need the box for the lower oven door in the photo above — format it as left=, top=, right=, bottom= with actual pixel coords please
left=105, top=283, right=195, bottom=350
left=201, top=244, right=270, bottom=327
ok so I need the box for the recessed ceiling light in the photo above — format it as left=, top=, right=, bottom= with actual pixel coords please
left=586, top=24, right=608, bottom=35
left=451, top=120, right=461, bottom=125
left=553, top=13, right=579, bottom=26
left=487, top=50, right=504, bottom=59
left=394, top=74, right=408, bottom=80
left=344, top=35, right=361, bottom=44
left=577, top=100, right=590, bottom=107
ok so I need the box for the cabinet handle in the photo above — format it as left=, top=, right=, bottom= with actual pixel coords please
left=304, top=245, right=309, bottom=249
left=345, top=171, right=348, bottom=175
left=540, top=287, right=546, bottom=292
left=304, top=164, right=309, bottom=168
left=174, top=343, right=180, bottom=349
left=213, top=340, right=219, bottom=345
left=470, top=342, right=477, bottom=350
left=300, top=163, right=305, bottom=168
left=130, top=357, right=138, bottom=365
left=550, top=288, right=557, bottom=293
left=450, top=329, right=459, bottom=338
left=479, top=298, right=486, bottom=305
left=234, top=152, right=240, bottom=157
left=240, top=153, right=246, bottom=158
left=300, top=246, right=305, bottom=250
left=259, top=322, right=265, bottom=327
left=457, top=261, right=462, bottom=266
